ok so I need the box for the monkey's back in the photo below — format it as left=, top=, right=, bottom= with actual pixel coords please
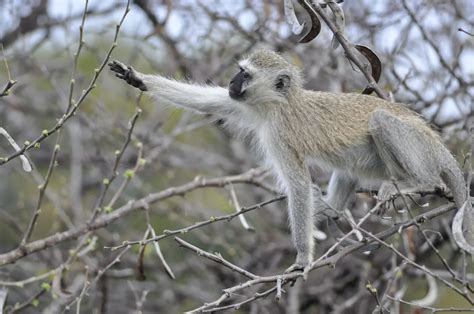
left=277, top=90, right=439, bottom=165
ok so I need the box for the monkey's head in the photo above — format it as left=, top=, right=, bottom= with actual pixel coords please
left=228, top=50, right=303, bottom=104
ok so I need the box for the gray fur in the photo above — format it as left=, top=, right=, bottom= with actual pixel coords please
left=109, top=50, right=474, bottom=270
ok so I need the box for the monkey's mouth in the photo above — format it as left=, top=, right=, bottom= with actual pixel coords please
left=229, top=89, right=246, bottom=100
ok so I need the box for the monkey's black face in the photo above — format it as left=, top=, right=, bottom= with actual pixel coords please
left=229, top=68, right=251, bottom=100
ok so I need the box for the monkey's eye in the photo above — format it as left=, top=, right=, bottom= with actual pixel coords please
left=243, top=71, right=251, bottom=79
left=275, top=80, right=284, bottom=89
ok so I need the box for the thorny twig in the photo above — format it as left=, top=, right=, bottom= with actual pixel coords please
left=0, top=168, right=270, bottom=265
left=106, top=193, right=285, bottom=251
left=0, top=44, right=16, bottom=97
left=186, top=203, right=456, bottom=312
left=0, top=0, right=132, bottom=167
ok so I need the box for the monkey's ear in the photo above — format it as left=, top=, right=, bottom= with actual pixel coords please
left=275, top=74, right=290, bottom=93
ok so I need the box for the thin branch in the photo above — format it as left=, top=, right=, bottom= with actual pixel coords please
left=187, top=203, right=456, bottom=312
left=175, top=237, right=257, bottom=279
left=0, top=0, right=132, bottom=167
left=20, top=143, right=60, bottom=245
left=0, top=168, right=269, bottom=265
left=107, top=194, right=285, bottom=251
left=309, top=1, right=389, bottom=99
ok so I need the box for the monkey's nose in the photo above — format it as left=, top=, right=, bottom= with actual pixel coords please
left=229, top=89, right=245, bottom=100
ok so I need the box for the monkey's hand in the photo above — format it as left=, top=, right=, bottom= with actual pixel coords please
left=108, top=60, right=148, bottom=91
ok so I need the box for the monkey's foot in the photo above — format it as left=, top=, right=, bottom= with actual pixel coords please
left=108, top=60, right=148, bottom=91
left=433, top=185, right=449, bottom=198
left=375, top=199, right=392, bottom=216
left=284, top=262, right=310, bottom=282
left=284, top=263, right=305, bottom=274
left=375, top=183, right=397, bottom=216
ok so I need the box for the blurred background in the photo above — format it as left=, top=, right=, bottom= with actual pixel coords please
left=0, top=0, right=473, bottom=313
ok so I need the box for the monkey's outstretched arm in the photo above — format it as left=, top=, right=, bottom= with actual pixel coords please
left=109, top=60, right=238, bottom=116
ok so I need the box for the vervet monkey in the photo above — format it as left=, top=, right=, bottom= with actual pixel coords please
left=109, top=50, right=472, bottom=272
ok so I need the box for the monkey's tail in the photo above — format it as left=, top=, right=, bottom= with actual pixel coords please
left=441, top=153, right=474, bottom=255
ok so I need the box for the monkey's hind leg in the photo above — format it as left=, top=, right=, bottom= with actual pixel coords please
left=370, top=110, right=474, bottom=253
left=368, top=110, right=442, bottom=206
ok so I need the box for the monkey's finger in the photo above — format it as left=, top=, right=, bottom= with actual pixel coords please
left=109, top=65, right=123, bottom=74
left=115, top=73, right=126, bottom=80
left=110, top=64, right=126, bottom=72
left=110, top=60, right=128, bottom=72
left=284, top=263, right=305, bottom=274
left=113, top=60, right=127, bottom=68
left=108, top=60, right=119, bottom=67
left=110, top=63, right=126, bottom=73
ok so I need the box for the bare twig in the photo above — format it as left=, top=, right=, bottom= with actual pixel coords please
left=0, top=43, right=17, bottom=97
left=0, top=168, right=270, bottom=265
left=309, top=1, right=388, bottom=99
left=107, top=194, right=285, bottom=251
left=175, top=237, right=257, bottom=279
left=0, top=0, right=132, bottom=167
left=187, top=203, right=456, bottom=312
